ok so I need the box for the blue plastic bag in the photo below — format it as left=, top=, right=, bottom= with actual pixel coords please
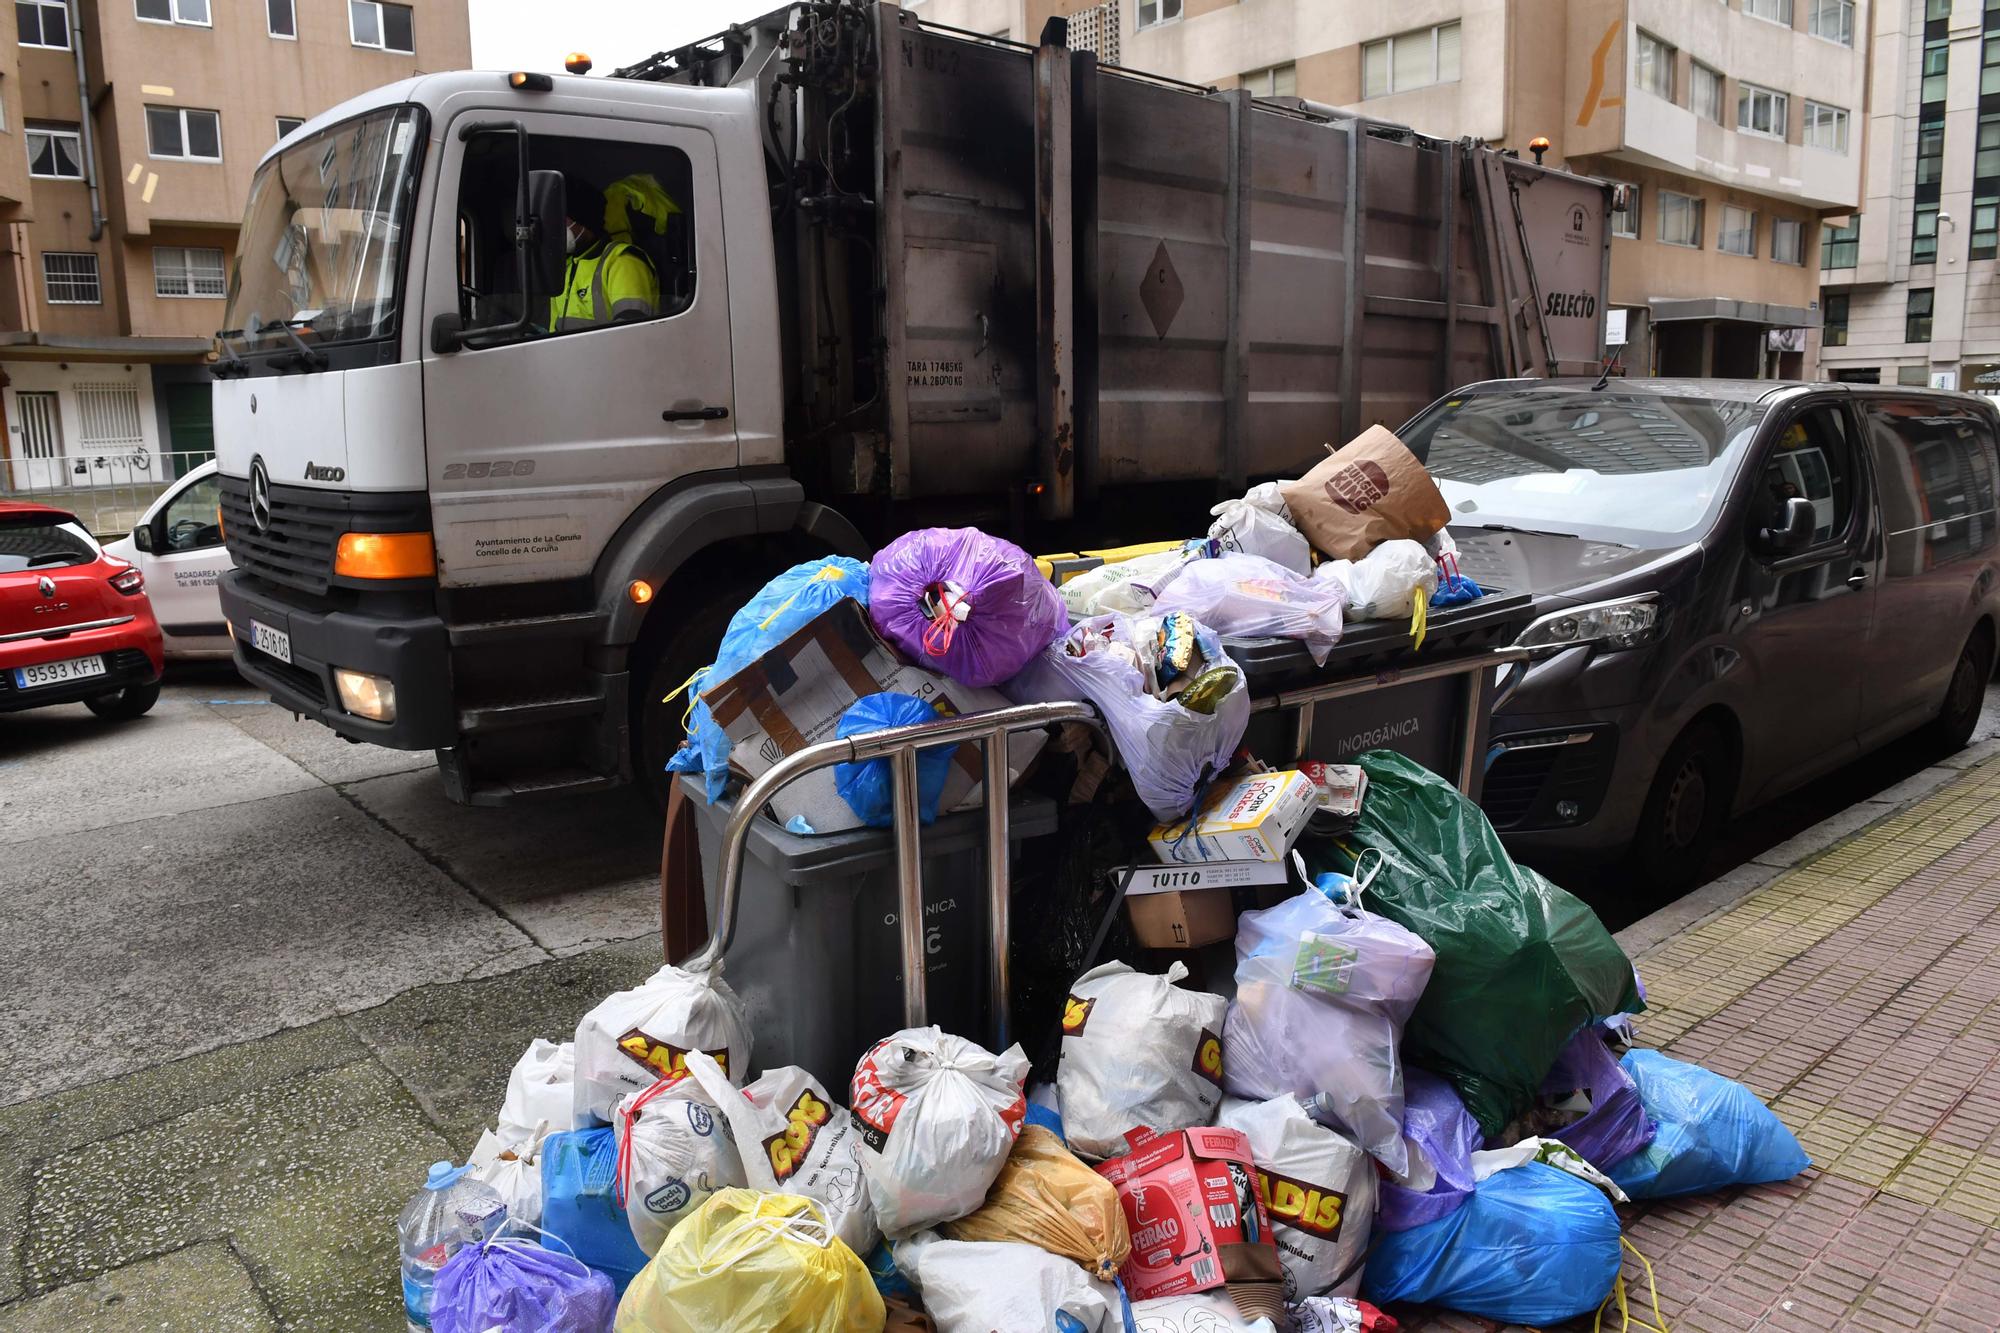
left=432, top=1233, right=616, bottom=1333
left=1362, top=1160, right=1622, bottom=1324
left=833, top=692, right=955, bottom=827
left=1430, top=571, right=1483, bottom=607
left=664, top=557, right=870, bottom=800
left=539, top=1127, right=650, bottom=1296
left=1607, top=1049, right=1809, bottom=1199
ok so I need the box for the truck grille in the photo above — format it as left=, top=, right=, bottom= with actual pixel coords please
left=245, top=649, right=329, bottom=709
left=220, top=476, right=343, bottom=596
left=1483, top=727, right=1616, bottom=831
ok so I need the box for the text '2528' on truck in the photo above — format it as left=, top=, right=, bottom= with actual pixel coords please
left=213, top=0, right=1610, bottom=807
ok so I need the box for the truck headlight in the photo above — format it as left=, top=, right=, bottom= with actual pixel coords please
left=334, top=668, right=397, bottom=723
left=1515, top=593, right=1659, bottom=654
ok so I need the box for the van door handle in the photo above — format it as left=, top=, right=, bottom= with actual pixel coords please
left=1847, top=569, right=1868, bottom=589
left=662, top=405, right=730, bottom=422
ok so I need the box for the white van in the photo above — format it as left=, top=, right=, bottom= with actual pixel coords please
left=104, top=460, right=232, bottom=660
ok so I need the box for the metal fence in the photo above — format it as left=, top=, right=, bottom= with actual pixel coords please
left=0, top=449, right=215, bottom=539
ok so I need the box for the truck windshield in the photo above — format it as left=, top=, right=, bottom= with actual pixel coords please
left=1401, top=389, right=1771, bottom=548
left=224, top=105, right=424, bottom=353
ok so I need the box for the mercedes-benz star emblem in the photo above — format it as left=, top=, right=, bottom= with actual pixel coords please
left=37, top=576, right=55, bottom=599
left=249, top=455, right=272, bottom=534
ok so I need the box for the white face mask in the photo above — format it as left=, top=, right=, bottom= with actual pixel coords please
left=566, top=221, right=590, bottom=255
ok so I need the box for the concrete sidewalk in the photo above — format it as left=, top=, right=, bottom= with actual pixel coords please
left=1408, top=745, right=2000, bottom=1333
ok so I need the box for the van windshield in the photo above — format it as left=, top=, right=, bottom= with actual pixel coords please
left=1400, top=389, right=1771, bottom=547
left=223, top=105, right=425, bottom=354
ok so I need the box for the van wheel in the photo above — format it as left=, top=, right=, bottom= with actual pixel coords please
left=84, top=681, right=160, bottom=720
left=1630, top=721, right=1732, bottom=896
left=1923, top=629, right=1993, bottom=755
left=630, top=578, right=762, bottom=812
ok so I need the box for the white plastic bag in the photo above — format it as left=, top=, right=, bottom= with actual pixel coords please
left=1218, top=1095, right=1378, bottom=1300
left=1209, top=483, right=1312, bottom=576
left=572, top=963, right=752, bottom=1124
left=1150, top=553, right=1347, bottom=665
left=899, top=1235, right=1117, bottom=1333
left=1338, top=539, right=1437, bottom=621
left=1291, top=1296, right=1381, bottom=1333
left=1131, top=1292, right=1278, bottom=1332
left=1058, top=961, right=1229, bottom=1159
left=498, top=1038, right=575, bottom=1147
left=683, top=1050, right=880, bottom=1257
left=850, top=1026, right=1031, bottom=1236
left=615, top=1074, right=747, bottom=1256
left=1060, top=549, right=1187, bottom=617
left=467, top=1125, right=549, bottom=1228
left=1222, top=890, right=1434, bottom=1176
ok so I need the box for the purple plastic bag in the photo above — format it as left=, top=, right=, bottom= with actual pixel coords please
left=432, top=1236, right=617, bottom=1333
left=869, top=527, right=1069, bottom=687
left=1542, top=1029, right=1655, bottom=1170
left=1378, top=1068, right=1482, bottom=1233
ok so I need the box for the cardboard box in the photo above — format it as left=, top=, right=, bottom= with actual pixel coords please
left=1125, top=888, right=1237, bottom=950
left=1148, top=770, right=1317, bottom=864
left=700, top=599, right=1046, bottom=835
left=1097, top=1126, right=1279, bottom=1302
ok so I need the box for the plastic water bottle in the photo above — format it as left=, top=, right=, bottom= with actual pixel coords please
left=396, top=1161, right=506, bottom=1331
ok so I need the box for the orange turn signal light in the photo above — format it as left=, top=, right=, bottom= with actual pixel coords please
left=628, top=579, right=654, bottom=604
left=334, top=531, right=436, bottom=580
left=565, top=52, right=594, bottom=76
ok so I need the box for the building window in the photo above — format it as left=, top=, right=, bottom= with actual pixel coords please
left=1609, top=182, right=1639, bottom=239
left=1808, top=0, right=1855, bottom=46
left=1822, top=217, right=1859, bottom=269
left=1745, top=0, right=1794, bottom=23
left=135, top=0, right=211, bottom=27
left=1719, top=205, right=1757, bottom=257
left=1983, top=31, right=2000, bottom=97
left=1772, top=217, right=1804, bottom=264
left=1927, top=0, right=1954, bottom=20
left=1362, top=22, right=1461, bottom=99
left=349, top=0, right=414, bottom=53
left=1897, top=365, right=1931, bottom=386
left=267, top=0, right=295, bottom=39
left=1907, top=288, right=1935, bottom=344
left=41, top=251, right=100, bottom=304
left=1974, top=192, right=1999, bottom=259
left=1804, top=102, right=1849, bottom=153
left=1136, top=0, right=1181, bottom=30
left=1924, top=36, right=1950, bottom=104
left=1979, top=113, right=2000, bottom=177
left=1823, top=293, right=1849, bottom=347
left=1917, top=112, right=1946, bottom=188
left=1659, top=191, right=1703, bottom=247
left=16, top=0, right=70, bottom=48
left=1915, top=202, right=1941, bottom=263
left=1691, top=61, right=1724, bottom=123
left=1634, top=31, right=1675, bottom=101
left=1243, top=64, right=1296, bottom=98
left=276, top=116, right=304, bottom=142
left=146, top=106, right=221, bottom=161
left=25, top=123, right=83, bottom=179
left=1737, top=84, right=1789, bottom=140
left=154, top=245, right=226, bottom=298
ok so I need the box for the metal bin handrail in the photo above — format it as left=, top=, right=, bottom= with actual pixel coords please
left=681, top=699, right=1111, bottom=1050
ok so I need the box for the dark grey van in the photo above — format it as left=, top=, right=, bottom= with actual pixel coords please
left=1401, top=378, right=2000, bottom=890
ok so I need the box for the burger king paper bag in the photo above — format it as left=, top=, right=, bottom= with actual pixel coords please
left=1280, top=426, right=1450, bottom=561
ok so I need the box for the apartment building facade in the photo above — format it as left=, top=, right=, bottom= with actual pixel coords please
left=1817, top=0, right=2000, bottom=393
left=0, top=0, right=468, bottom=496
left=911, top=0, right=1870, bottom=379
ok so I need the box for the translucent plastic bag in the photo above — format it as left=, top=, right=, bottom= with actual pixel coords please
left=1209, top=483, right=1312, bottom=577
left=666, top=556, right=870, bottom=800
left=1331, top=540, right=1436, bottom=622
left=1217, top=1095, right=1376, bottom=1300
left=1057, top=961, right=1229, bottom=1159
left=1059, top=550, right=1187, bottom=618
left=614, top=1074, right=745, bottom=1256
left=573, top=963, right=752, bottom=1124
left=1150, top=553, right=1347, bottom=665
left=897, top=1235, right=1118, bottom=1333
left=1221, top=887, right=1434, bottom=1175
left=470, top=1126, right=552, bottom=1228
left=1607, top=1049, right=1809, bottom=1199
left=1378, top=1069, right=1480, bottom=1233
left=849, top=1026, right=1031, bottom=1236
left=498, top=1039, right=576, bottom=1147
left=942, top=1125, right=1132, bottom=1281
left=1361, top=1160, right=1622, bottom=1325
left=615, top=1190, right=884, bottom=1333
left=433, top=1231, right=617, bottom=1333
left=833, top=693, right=955, bottom=829
left=1005, top=614, right=1249, bottom=822
left=869, top=527, right=1069, bottom=687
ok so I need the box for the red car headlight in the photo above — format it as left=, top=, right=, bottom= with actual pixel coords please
left=109, top=567, right=145, bottom=595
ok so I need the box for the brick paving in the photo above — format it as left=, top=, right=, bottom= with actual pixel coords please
left=1399, top=757, right=2000, bottom=1332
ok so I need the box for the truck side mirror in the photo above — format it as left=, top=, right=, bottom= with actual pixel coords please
left=1756, top=496, right=1816, bottom=557
left=133, top=523, right=155, bottom=554
left=527, top=169, right=566, bottom=299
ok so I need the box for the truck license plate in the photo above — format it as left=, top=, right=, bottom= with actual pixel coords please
left=14, top=655, right=106, bottom=689
left=250, top=620, right=292, bottom=665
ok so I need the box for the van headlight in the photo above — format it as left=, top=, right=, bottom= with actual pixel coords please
left=1515, top=593, right=1659, bottom=654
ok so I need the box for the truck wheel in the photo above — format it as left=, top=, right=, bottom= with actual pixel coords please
left=84, top=681, right=161, bottom=720
left=1629, top=720, right=1731, bottom=896
left=630, top=578, right=761, bottom=811
left=1922, top=628, right=1993, bottom=755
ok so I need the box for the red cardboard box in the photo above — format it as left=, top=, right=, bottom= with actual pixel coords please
left=1096, top=1126, right=1279, bottom=1302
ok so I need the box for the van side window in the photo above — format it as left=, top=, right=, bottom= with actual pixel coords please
left=1865, top=402, right=2000, bottom=572
left=455, top=133, right=696, bottom=338
left=161, top=474, right=223, bottom=551
left=1758, top=405, right=1857, bottom=546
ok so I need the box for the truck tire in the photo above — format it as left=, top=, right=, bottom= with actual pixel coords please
left=1921, top=627, right=1992, bottom=755
left=1629, top=720, right=1732, bottom=897
left=84, top=681, right=161, bottom=720
left=630, top=577, right=763, bottom=811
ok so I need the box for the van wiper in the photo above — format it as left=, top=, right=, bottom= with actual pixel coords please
left=210, top=330, right=250, bottom=379
left=1467, top=522, right=1581, bottom=539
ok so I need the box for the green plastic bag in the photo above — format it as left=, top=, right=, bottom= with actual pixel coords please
left=1309, top=750, right=1641, bottom=1137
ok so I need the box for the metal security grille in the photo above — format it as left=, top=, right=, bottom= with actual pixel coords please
left=75, top=383, right=145, bottom=456
left=41, top=251, right=100, bottom=304
left=154, top=245, right=226, bottom=297
left=14, top=391, right=61, bottom=460
left=1068, top=0, right=1120, bottom=65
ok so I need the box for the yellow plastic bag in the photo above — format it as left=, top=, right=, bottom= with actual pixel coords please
left=615, top=1189, right=885, bottom=1333
left=940, top=1126, right=1132, bottom=1281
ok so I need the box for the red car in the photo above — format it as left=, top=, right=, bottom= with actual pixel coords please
left=1, top=501, right=163, bottom=719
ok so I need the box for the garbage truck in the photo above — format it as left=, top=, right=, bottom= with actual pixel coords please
left=213, top=0, right=1611, bottom=806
